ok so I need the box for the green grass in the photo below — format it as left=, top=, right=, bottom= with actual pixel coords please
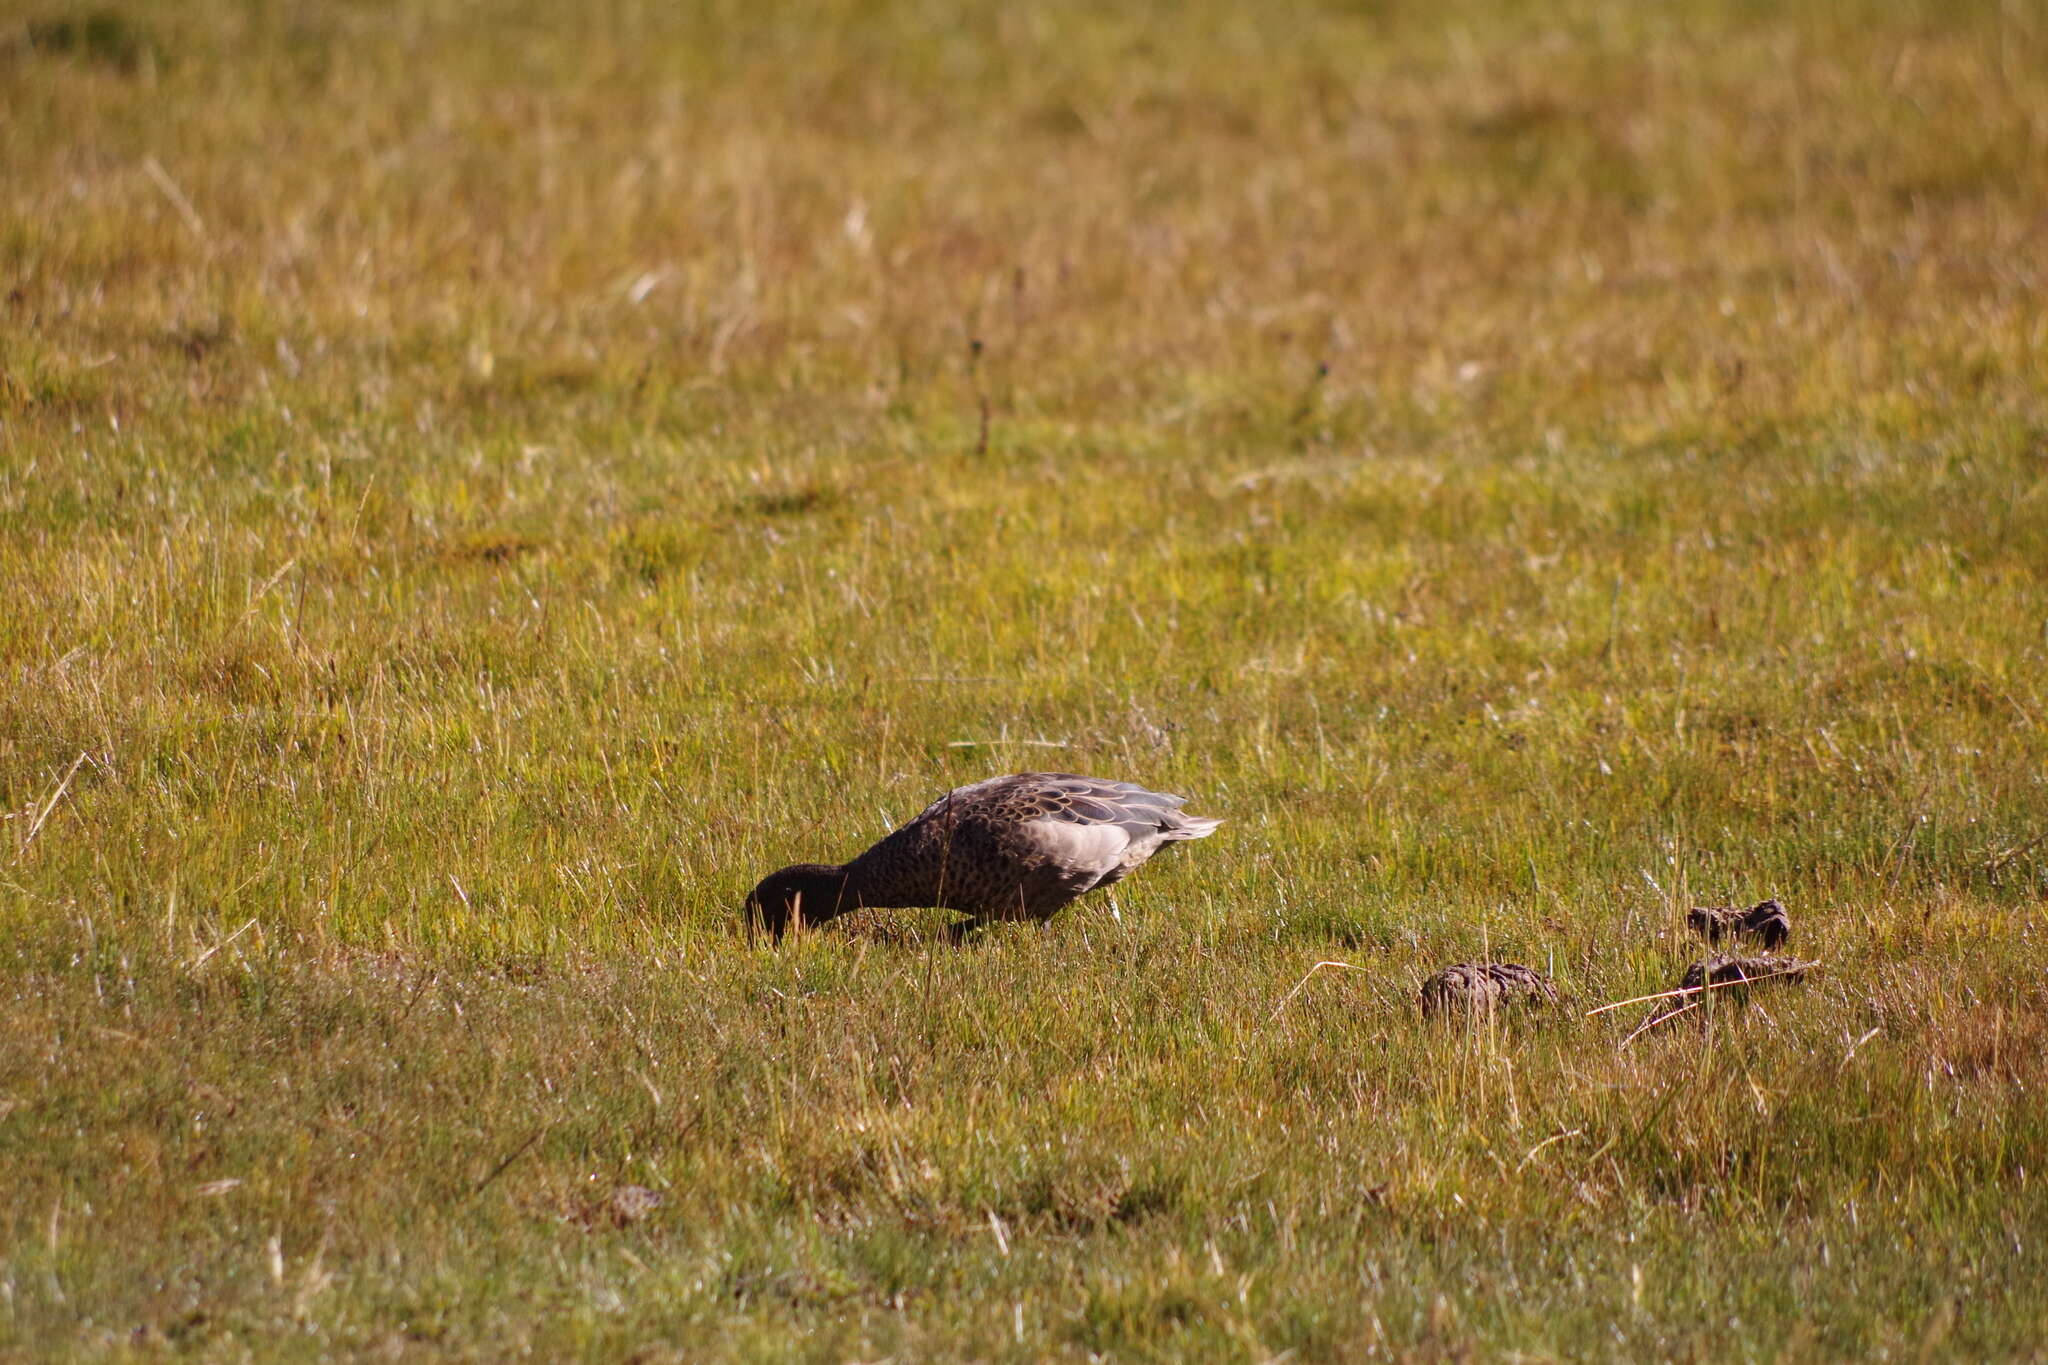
left=4, top=0, right=2047, bottom=1357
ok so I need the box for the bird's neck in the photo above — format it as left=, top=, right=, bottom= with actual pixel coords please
left=836, top=848, right=930, bottom=911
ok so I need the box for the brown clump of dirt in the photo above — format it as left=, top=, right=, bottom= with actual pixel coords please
left=1687, top=899, right=1791, bottom=949
left=550, top=1182, right=667, bottom=1231
left=1420, top=961, right=1557, bottom=1017
left=607, top=1184, right=666, bottom=1226
left=1677, top=953, right=1814, bottom=993
left=1637, top=954, right=1820, bottom=1033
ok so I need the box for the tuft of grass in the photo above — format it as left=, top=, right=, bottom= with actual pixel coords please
left=3, top=0, right=2047, bottom=1357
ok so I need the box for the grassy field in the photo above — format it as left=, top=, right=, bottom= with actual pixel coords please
left=4, top=0, right=2048, bottom=1357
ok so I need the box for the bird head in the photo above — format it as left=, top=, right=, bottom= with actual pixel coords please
left=744, top=864, right=846, bottom=943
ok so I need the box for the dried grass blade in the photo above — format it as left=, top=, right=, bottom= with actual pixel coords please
left=1268, top=960, right=1367, bottom=1022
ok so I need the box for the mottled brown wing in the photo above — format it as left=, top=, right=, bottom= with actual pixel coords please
left=981, top=773, right=1189, bottom=839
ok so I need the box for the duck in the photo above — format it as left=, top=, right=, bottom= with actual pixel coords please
left=744, top=772, right=1221, bottom=942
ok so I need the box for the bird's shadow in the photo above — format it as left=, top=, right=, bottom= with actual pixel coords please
left=828, top=908, right=984, bottom=948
